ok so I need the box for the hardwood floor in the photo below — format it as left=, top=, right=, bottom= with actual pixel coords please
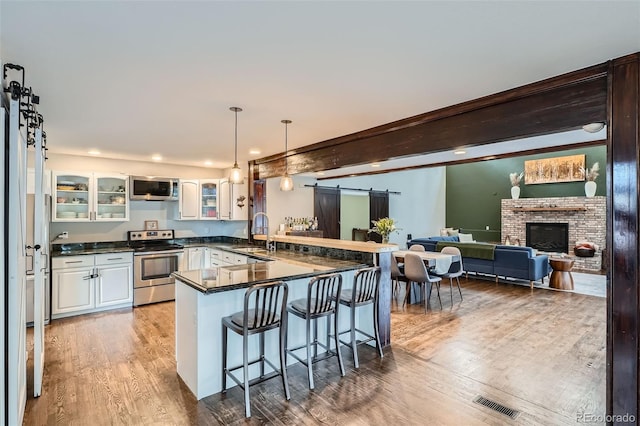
left=24, top=277, right=605, bottom=425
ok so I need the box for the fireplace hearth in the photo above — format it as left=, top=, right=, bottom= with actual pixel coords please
left=526, top=222, right=569, bottom=253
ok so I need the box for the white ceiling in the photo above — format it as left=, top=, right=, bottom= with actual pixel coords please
left=1, top=1, right=638, bottom=171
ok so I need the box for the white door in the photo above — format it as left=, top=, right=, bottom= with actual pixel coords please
left=95, top=263, right=133, bottom=307
left=7, top=96, right=28, bottom=425
left=1, top=104, right=6, bottom=425
left=33, top=127, right=46, bottom=396
left=179, top=180, right=199, bottom=219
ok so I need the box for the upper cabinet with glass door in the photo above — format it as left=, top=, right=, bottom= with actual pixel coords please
left=199, top=180, right=218, bottom=220
left=52, top=171, right=129, bottom=222
left=95, top=174, right=129, bottom=221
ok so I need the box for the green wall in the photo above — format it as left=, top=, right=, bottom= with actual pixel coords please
left=340, top=194, right=370, bottom=240
left=445, top=145, right=606, bottom=242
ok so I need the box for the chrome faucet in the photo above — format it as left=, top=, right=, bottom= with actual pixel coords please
left=252, top=212, right=276, bottom=251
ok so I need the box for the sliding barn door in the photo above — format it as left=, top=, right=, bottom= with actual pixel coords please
left=32, top=127, right=46, bottom=397
left=368, top=191, right=390, bottom=242
left=6, top=95, right=28, bottom=425
left=314, top=187, right=340, bottom=239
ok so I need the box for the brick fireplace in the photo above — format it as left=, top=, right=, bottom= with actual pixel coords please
left=501, top=196, right=606, bottom=272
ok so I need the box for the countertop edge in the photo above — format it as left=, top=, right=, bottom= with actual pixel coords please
left=173, top=263, right=367, bottom=294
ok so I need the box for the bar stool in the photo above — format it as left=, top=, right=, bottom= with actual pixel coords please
left=337, top=267, right=383, bottom=368
left=221, top=281, right=289, bottom=418
left=286, top=273, right=345, bottom=389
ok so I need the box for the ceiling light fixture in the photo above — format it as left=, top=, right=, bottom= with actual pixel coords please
left=204, top=160, right=213, bottom=166
left=229, top=106, right=244, bottom=184
left=249, top=149, right=261, bottom=155
left=152, top=154, right=162, bottom=161
left=582, top=122, right=605, bottom=133
left=279, top=119, right=294, bottom=191
left=454, top=150, right=466, bottom=155
left=88, top=150, right=100, bottom=156
left=371, top=163, right=381, bottom=168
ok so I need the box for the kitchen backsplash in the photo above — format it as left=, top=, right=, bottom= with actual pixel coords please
left=50, top=200, right=247, bottom=243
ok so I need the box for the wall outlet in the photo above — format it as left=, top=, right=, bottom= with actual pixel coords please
left=485, top=225, right=490, bottom=231
left=60, top=231, right=69, bottom=239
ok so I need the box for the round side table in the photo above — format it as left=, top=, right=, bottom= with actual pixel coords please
left=549, top=257, right=575, bottom=290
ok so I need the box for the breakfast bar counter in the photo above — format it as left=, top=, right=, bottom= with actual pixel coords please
left=173, top=239, right=396, bottom=400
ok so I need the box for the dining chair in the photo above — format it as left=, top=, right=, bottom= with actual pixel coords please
left=403, top=253, right=442, bottom=313
left=391, top=254, right=408, bottom=303
left=408, top=244, right=426, bottom=252
left=435, top=246, right=464, bottom=304
left=221, top=281, right=289, bottom=418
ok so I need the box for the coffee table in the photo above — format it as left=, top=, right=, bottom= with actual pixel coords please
left=549, top=257, right=575, bottom=290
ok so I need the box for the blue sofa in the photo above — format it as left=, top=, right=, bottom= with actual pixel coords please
left=408, top=236, right=551, bottom=287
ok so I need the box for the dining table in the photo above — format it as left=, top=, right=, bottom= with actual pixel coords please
left=393, top=250, right=460, bottom=275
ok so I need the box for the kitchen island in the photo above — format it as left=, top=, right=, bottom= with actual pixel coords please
left=173, top=239, right=395, bottom=400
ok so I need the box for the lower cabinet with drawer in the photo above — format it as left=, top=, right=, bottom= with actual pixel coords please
left=52, top=252, right=133, bottom=319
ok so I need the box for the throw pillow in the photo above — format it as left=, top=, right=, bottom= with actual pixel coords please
left=458, top=232, right=474, bottom=242
left=447, top=229, right=459, bottom=236
left=440, top=228, right=450, bottom=236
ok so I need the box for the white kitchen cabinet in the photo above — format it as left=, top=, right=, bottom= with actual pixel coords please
left=178, top=180, right=199, bottom=220
left=95, top=257, right=133, bottom=308
left=52, top=171, right=129, bottom=222
left=52, top=253, right=133, bottom=319
left=199, top=180, right=218, bottom=220
left=219, top=179, right=247, bottom=221
left=52, top=266, right=95, bottom=316
left=186, top=247, right=204, bottom=270
left=209, top=249, right=230, bottom=267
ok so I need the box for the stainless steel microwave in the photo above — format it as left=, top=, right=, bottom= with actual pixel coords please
left=129, top=176, right=179, bottom=201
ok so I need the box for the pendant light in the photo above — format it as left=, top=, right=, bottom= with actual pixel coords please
left=229, top=106, right=244, bottom=184
left=279, top=119, right=294, bottom=191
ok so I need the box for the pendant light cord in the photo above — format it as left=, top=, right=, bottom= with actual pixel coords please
left=284, top=121, right=288, bottom=173
left=234, top=109, right=238, bottom=164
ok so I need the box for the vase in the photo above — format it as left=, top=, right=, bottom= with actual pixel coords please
left=382, top=236, right=389, bottom=244
left=585, top=181, right=597, bottom=197
left=511, top=186, right=520, bottom=200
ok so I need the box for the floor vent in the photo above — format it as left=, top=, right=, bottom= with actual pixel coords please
left=473, top=395, right=520, bottom=419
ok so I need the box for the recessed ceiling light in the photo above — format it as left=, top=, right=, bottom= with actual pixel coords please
left=152, top=155, right=162, bottom=161
left=454, top=150, right=466, bottom=155
left=249, top=149, right=261, bottom=155
left=88, top=150, right=101, bottom=156
left=204, top=160, right=213, bottom=166
left=316, top=172, right=325, bottom=176
left=371, top=163, right=381, bottom=168
left=582, top=122, right=605, bottom=133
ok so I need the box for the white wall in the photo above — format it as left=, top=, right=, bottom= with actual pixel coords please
left=261, top=167, right=447, bottom=245
left=264, top=175, right=316, bottom=235
left=322, top=167, right=447, bottom=245
left=48, top=154, right=246, bottom=243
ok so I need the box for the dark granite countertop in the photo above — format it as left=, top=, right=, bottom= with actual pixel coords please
left=51, top=244, right=133, bottom=257
left=173, top=251, right=366, bottom=294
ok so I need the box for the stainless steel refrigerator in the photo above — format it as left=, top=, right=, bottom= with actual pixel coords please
left=26, top=193, right=50, bottom=325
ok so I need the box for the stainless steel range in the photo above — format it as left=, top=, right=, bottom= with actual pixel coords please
left=128, top=229, right=184, bottom=306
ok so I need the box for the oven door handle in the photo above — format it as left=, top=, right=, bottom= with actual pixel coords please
left=134, top=249, right=184, bottom=256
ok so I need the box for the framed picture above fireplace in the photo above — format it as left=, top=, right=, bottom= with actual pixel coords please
left=524, top=154, right=585, bottom=185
